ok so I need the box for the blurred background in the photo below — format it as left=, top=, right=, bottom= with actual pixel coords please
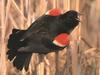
left=0, top=0, right=100, bottom=75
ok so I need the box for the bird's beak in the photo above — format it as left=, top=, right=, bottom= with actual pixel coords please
left=76, top=13, right=83, bottom=22
left=76, top=18, right=80, bottom=22
left=76, top=16, right=80, bottom=22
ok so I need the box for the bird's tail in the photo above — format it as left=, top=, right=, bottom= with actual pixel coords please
left=7, top=51, right=32, bottom=70
left=13, top=52, right=32, bottom=71
left=7, top=29, right=32, bottom=71
left=7, top=29, right=25, bottom=61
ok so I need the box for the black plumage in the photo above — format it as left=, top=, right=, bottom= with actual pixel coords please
left=7, top=10, right=80, bottom=71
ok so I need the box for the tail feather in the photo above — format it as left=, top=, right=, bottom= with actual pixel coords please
left=13, top=53, right=32, bottom=71
left=7, top=50, right=32, bottom=71
left=7, top=28, right=32, bottom=71
left=7, top=49, right=17, bottom=61
left=24, top=54, right=32, bottom=71
left=7, top=29, right=24, bottom=61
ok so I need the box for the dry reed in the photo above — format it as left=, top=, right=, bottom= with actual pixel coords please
left=0, top=0, right=100, bottom=75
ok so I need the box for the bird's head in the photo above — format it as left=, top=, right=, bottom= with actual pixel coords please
left=45, top=9, right=80, bottom=21
left=65, top=10, right=80, bottom=22
left=57, top=10, right=81, bottom=34
left=46, top=9, right=80, bottom=33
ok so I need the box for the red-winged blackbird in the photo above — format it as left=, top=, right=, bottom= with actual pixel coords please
left=7, top=9, right=80, bottom=71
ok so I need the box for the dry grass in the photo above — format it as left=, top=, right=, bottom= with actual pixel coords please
left=0, top=0, right=100, bottom=75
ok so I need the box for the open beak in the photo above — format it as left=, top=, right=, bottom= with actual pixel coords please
left=76, top=16, right=80, bottom=22
left=76, top=13, right=83, bottom=22
left=76, top=17, right=80, bottom=21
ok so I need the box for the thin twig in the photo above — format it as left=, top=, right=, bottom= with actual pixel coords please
left=0, top=0, right=7, bottom=75
left=81, top=37, right=92, bottom=48
left=9, top=13, right=19, bottom=29
left=12, top=0, right=27, bottom=21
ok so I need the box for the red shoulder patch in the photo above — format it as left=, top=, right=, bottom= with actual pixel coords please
left=46, top=9, right=62, bottom=16
left=53, top=33, right=70, bottom=47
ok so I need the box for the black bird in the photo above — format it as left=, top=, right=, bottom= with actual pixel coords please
left=7, top=9, right=80, bottom=71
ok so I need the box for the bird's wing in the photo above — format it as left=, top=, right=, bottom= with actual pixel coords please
left=17, top=31, right=65, bottom=53
left=41, top=37, right=65, bottom=50
left=20, top=15, right=56, bottom=41
left=18, top=38, right=64, bottom=54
